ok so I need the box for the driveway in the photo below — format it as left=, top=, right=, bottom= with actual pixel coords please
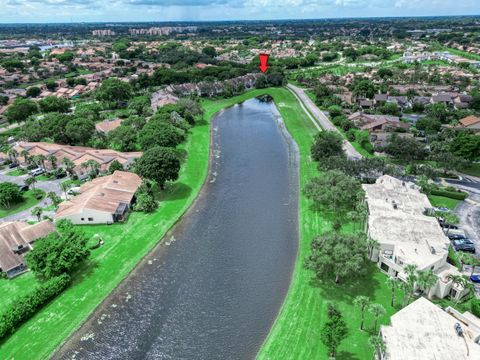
left=287, top=83, right=363, bottom=160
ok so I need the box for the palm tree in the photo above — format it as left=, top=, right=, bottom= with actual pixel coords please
left=366, top=237, right=380, bottom=259
left=47, top=191, right=61, bottom=207
left=47, top=155, right=57, bottom=170
left=402, top=264, right=418, bottom=305
left=20, top=149, right=30, bottom=165
left=447, top=274, right=468, bottom=305
left=443, top=212, right=460, bottom=236
left=62, top=157, right=75, bottom=178
left=35, top=154, right=47, bottom=170
left=368, top=303, right=386, bottom=334
left=31, top=206, right=43, bottom=222
left=385, top=277, right=398, bottom=307
left=7, top=148, right=18, bottom=164
left=469, top=256, right=480, bottom=277
left=25, top=175, right=37, bottom=191
left=353, top=295, right=370, bottom=330
left=368, top=335, right=386, bottom=360
left=457, top=252, right=469, bottom=272
left=60, top=182, right=70, bottom=200
left=416, top=270, right=437, bottom=299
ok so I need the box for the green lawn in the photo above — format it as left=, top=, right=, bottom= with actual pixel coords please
left=5, top=168, right=27, bottom=177
left=253, top=88, right=399, bottom=360
left=428, top=195, right=461, bottom=210
left=0, top=88, right=398, bottom=360
left=0, top=190, right=45, bottom=219
left=460, top=163, right=480, bottom=177
left=0, top=98, right=216, bottom=358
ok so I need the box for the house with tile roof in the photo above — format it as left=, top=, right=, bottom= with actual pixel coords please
left=0, top=221, right=55, bottom=278
left=55, top=171, right=142, bottom=225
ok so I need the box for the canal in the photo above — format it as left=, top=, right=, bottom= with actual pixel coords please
left=53, top=98, right=299, bottom=360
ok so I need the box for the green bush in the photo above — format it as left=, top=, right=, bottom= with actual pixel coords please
left=362, top=142, right=374, bottom=154
left=430, top=189, right=468, bottom=200
left=471, top=299, right=480, bottom=318
left=0, top=274, right=70, bottom=339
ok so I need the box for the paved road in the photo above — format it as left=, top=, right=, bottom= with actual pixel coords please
left=0, top=169, right=64, bottom=222
left=287, top=83, right=363, bottom=160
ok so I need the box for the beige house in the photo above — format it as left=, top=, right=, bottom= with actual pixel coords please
left=379, top=297, right=480, bottom=360
left=458, top=115, right=480, bottom=133
left=11, top=142, right=142, bottom=177
left=55, top=171, right=142, bottom=225
left=363, top=175, right=468, bottom=300
left=0, top=221, right=55, bottom=278
left=95, top=118, right=123, bottom=134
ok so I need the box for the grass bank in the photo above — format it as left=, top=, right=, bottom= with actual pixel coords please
left=428, top=195, right=461, bottom=210
left=0, top=96, right=218, bottom=359
left=0, top=88, right=396, bottom=360
left=246, top=89, right=398, bottom=360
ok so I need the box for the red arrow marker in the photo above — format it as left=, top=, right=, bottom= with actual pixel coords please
left=259, top=53, right=269, bottom=73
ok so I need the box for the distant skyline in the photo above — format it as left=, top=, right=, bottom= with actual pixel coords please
left=0, top=0, right=479, bottom=23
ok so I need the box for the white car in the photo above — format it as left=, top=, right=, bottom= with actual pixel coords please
left=29, top=168, right=45, bottom=176
left=67, top=187, right=81, bottom=195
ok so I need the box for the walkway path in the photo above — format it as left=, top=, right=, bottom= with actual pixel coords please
left=287, top=83, right=362, bottom=159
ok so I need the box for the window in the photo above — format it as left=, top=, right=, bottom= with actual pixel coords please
left=81, top=217, right=84, bottom=221
left=88, top=217, right=94, bottom=221
left=380, top=262, right=390, bottom=273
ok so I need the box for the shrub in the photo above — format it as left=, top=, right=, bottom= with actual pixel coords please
left=430, top=189, right=468, bottom=200
left=0, top=274, right=70, bottom=339
left=471, top=299, right=480, bottom=318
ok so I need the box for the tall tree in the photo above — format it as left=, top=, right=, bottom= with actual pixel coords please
left=0, top=182, right=23, bottom=209
left=304, top=170, right=364, bottom=215
left=311, top=131, right=345, bottom=162
left=306, top=231, right=368, bottom=284
left=25, top=219, right=90, bottom=280
left=353, top=295, right=370, bottom=330
left=368, top=335, right=386, bottom=360
left=134, top=146, right=181, bottom=189
left=416, top=270, right=437, bottom=299
left=385, top=277, right=398, bottom=307
left=368, top=303, right=386, bottom=334
left=31, top=206, right=43, bottom=222
left=321, top=304, right=348, bottom=359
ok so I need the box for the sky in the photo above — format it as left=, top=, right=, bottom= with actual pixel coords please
left=0, top=0, right=479, bottom=23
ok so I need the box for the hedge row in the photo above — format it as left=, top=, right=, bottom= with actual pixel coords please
left=430, top=189, right=468, bottom=200
left=0, top=274, right=70, bottom=339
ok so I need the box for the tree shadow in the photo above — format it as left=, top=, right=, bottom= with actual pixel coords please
left=195, top=119, right=208, bottom=126
left=158, top=182, right=192, bottom=202
left=307, top=262, right=382, bottom=304
left=337, top=351, right=362, bottom=360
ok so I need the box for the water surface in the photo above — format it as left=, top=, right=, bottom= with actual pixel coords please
left=53, top=99, right=299, bottom=360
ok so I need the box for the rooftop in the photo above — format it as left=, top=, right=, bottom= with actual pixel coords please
left=363, top=175, right=450, bottom=270
left=381, top=297, right=480, bottom=360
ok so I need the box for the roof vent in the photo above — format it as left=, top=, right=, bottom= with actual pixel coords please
left=431, top=246, right=436, bottom=255
left=113, top=180, right=119, bottom=184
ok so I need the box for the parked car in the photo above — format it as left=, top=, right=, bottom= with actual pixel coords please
left=29, top=168, right=44, bottom=176
left=8, top=162, right=19, bottom=169
left=470, top=275, right=480, bottom=283
left=67, top=187, right=81, bottom=195
left=449, top=233, right=467, bottom=240
left=439, top=222, right=459, bottom=230
left=17, top=184, right=29, bottom=192
left=452, top=239, right=476, bottom=253
left=55, top=171, right=67, bottom=179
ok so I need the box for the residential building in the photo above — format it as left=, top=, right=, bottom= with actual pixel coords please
left=379, top=297, right=480, bottom=360
left=458, top=115, right=480, bottom=133
left=363, top=175, right=467, bottom=300
left=95, top=118, right=123, bottom=134
left=12, top=142, right=142, bottom=177
left=55, top=171, right=142, bottom=225
left=0, top=221, right=55, bottom=278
